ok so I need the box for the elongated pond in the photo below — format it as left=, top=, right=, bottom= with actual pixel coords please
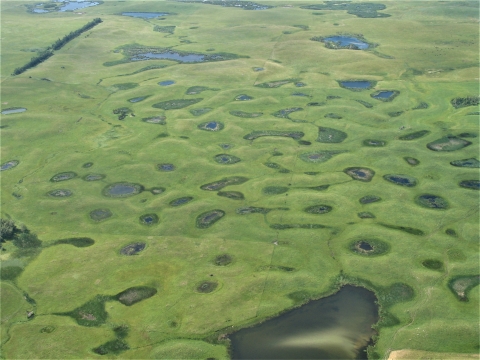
left=121, top=12, right=170, bottom=18
left=132, top=51, right=205, bottom=63
left=229, top=285, right=378, bottom=359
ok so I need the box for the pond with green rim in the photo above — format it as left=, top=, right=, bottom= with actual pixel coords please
left=229, top=285, right=378, bottom=359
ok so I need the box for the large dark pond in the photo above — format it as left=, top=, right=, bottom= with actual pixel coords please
left=229, top=285, right=378, bottom=359
left=132, top=51, right=205, bottom=63
left=121, top=12, right=170, bottom=18
left=323, top=36, right=369, bottom=49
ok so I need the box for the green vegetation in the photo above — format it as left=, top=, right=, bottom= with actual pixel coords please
left=153, top=25, right=176, bottom=34
left=229, top=110, right=263, bottom=118
left=450, top=96, right=479, bottom=109
left=12, top=19, right=102, bottom=75
left=153, top=98, right=203, bottom=110
left=1, top=1, right=478, bottom=359
left=300, top=2, right=390, bottom=18
left=115, top=286, right=157, bottom=306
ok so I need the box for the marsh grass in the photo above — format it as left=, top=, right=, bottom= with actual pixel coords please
left=1, top=1, right=478, bottom=358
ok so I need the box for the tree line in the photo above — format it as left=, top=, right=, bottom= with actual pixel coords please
left=12, top=18, right=102, bottom=76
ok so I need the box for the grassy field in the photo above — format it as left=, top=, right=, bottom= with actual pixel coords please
left=1, top=1, right=478, bottom=359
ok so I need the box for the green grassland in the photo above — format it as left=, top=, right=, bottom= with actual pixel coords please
left=1, top=1, right=479, bottom=359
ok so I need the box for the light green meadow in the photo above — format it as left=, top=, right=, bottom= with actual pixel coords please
left=1, top=1, right=478, bottom=359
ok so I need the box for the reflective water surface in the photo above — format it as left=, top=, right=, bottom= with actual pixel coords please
left=230, top=285, right=378, bottom=359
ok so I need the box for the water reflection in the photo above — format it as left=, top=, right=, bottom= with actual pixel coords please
left=230, top=285, right=378, bottom=359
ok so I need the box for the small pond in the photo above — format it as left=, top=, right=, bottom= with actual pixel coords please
left=59, top=1, right=100, bottom=12
left=1, top=108, right=26, bottom=115
left=132, top=52, right=205, bottom=63
left=158, top=80, right=175, bottom=86
left=109, top=185, right=136, bottom=195
left=230, top=285, right=378, bottom=359
left=1, top=160, right=19, bottom=171
left=371, top=91, right=394, bottom=100
left=157, top=163, right=175, bottom=172
left=33, top=9, right=50, bottom=13
left=323, top=36, right=369, bottom=49
left=339, top=81, right=372, bottom=90
left=121, top=12, right=170, bottom=18
left=235, top=94, right=253, bottom=101
left=129, top=96, right=149, bottom=103
left=198, top=121, right=223, bottom=131
left=103, top=182, right=142, bottom=197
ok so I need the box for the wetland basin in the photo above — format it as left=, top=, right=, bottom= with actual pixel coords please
left=132, top=51, right=205, bottom=63
left=230, top=285, right=378, bottom=359
left=323, top=36, right=369, bottom=49
left=59, top=1, right=99, bottom=12
left=338, top=81, right=373, bottom=90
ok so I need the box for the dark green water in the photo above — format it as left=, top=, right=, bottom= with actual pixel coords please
left=229, top=285, right=378, bottom=359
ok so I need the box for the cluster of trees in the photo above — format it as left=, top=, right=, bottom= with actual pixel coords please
left=12, top=18, right=102, bottom=76
left=0, top=218, right=42, bottom=251
left=450, top=96, right=479, bottom=109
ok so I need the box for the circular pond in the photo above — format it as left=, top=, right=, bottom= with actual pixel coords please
left=404, top=157, right=420, bottom=166
left=1, top=160, right=19, bottom=171
left=50, top=172, right=77, bottom=182
left=214, top=154, right=241, bottom=165
left=350, top=239, right=390, bottom=256
left=344, top=167, right=375, bottom=182
left=198, top=121, right=224, bottom=131
left=102, top=183, right=143, bottom=198
left=157, top=163, right=175, bottom=172
left=89, top=208, right=113, bottom=222
left=196, top=281, right=218, bottom=293
left=214, top=254, right=233, bottom=266
left=415, top=194, right=449, bottom=209
left=120, top=242, right=146, bottom=256
left=82, top=162, right=94, bottom=168
left=48, top=189, right=73, bottom=198
left=139, top=213, right=159, bottom=225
